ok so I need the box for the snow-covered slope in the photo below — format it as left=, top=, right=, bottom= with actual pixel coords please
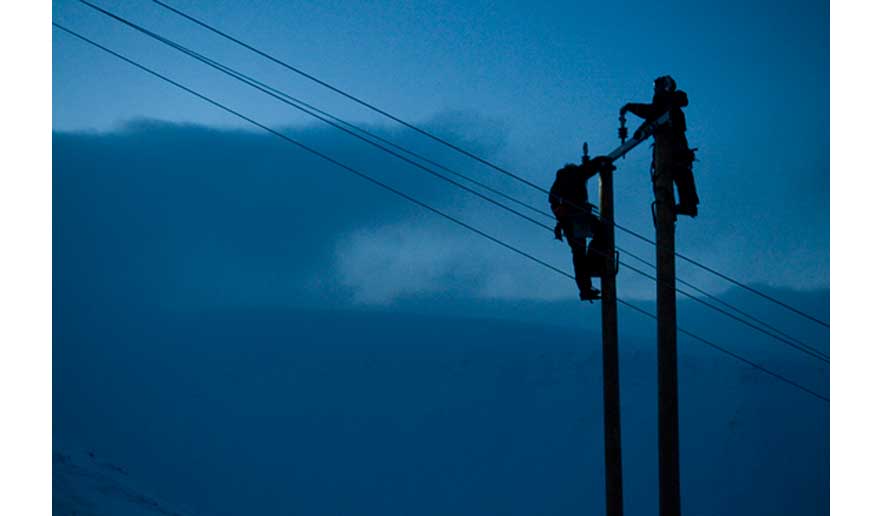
left=54, top=449, right=189, bottom=515
left=54, top=306, right=828, bottom=516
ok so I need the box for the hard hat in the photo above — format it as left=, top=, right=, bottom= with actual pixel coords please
left=654, top=75, right=677, bottom=93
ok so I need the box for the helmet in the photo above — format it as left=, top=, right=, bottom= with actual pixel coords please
left=654, top=75, right=677, bottom=93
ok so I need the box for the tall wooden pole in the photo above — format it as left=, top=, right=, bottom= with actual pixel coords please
left=653, top=142, right=681, bottom=516
left=599, top=163, right=624, bottom=516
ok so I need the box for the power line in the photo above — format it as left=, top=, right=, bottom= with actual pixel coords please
left=51, top=22, right=571, bottom=285
left=149, top=0, right=831, bottom=330
left=78, top=1, right=553, bottom=234
left=53, top=21, right=828, bottom=403
left=616, top=299, right=828, bottom=402
left=613, top=223, right=831, bottom=329
left=617, top=248, right=829, bottom=360
left=621, top=254, right=829, bottom=366
left=79, top=2, right=830, bottom=365
left=616, top=254, right=828, bottom=363
left=149, top=0, right=548, bottom=193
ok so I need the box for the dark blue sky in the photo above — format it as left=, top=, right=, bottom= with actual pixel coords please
left=52, top=0, right=830, bottom=300
left=49, top=5, right=832, bottom=513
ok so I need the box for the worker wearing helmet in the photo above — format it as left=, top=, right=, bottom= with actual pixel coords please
left=549, top=152, right=615, bottom=301
left=620, top=75, right=699, bottom=217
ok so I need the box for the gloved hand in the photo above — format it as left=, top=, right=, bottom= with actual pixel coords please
left=633, top=122, right=650, bottom=141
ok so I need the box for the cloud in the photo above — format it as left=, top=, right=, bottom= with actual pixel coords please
left=335, top=222, right=482, bottom=304
left=334, top=218, right=587, bottom=305
left=53, top=115, right=531, bottom=308
left=54, top=113, right=830, bottom=311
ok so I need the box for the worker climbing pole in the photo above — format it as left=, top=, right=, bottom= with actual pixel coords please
left=548, top=146, right=615, bottom=301
left=548, top=142, right=622, bottom=515
left=619, top=74, right=698, bottom=516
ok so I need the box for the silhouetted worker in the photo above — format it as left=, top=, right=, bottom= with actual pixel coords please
left=620, top=75, right=699, bottom=217
left=549, top=152, right=615, bottom=301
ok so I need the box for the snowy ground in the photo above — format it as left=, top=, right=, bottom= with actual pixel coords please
left=54, top=304, right=829, bottom=516
left=54, top=449, right=188, bottom=516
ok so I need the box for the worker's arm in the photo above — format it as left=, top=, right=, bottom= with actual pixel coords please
left=582, top=156, right=614, bottom=179
left=549, top=172, right=565, bottom=212
left=549, top=177, right=566, bottom=240
left=620, top=102, right=658, bottom=120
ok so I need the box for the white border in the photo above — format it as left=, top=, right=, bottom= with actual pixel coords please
left=831, top=1, right=881, bottom=515
left=0, top=2, right=52, bottom=514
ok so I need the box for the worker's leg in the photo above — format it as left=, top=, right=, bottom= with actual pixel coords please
left=566, top=234, right=594, bottom=296
left=664, top=144, right=697, bottom=216
left=586, top=215, right=609, bottom=277
left=674, top=165, right=699, bottom=213
left=654, top=138, right=699, bottom=217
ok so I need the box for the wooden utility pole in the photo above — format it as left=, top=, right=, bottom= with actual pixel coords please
left=598, top=151, right=623, bottom=516
left=653, top=142, right=681, bottom=516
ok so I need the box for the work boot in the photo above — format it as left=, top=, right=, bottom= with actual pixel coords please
left=579, top=287, right=602, bottom=303
left=674, top=204, right=698, bottom=217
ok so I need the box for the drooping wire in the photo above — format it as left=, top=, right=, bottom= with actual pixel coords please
left=616, top=299, right=828, bottom=402
left=51, top=23, right=572, bottom=283
left=616, top=254, right=828, bottom=363
left=52, top=21, right=829, bottom=403
left=613, top=223, right=831, bottom=329
left=78, top=2, right=830, bottom=365
left=618, top=248, right=828, bottom=360
left=148, top=0, right=830, bottom=329
left=76, top=0, right=557, bottom=231
left=148, top=0, right=549, bottom=193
